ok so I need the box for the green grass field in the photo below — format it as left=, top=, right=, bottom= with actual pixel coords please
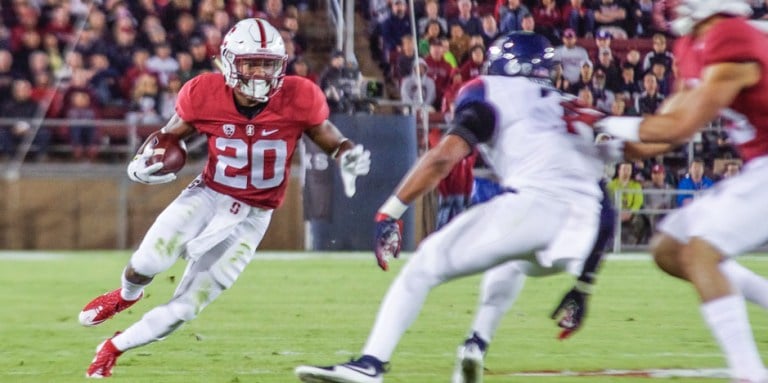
left=1, top=251, right=767, bottom=383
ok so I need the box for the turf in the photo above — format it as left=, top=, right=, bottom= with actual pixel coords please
left=0, top=251, right=766, bottom=383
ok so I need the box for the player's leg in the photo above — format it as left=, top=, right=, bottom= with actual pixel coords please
left=295, top=193, right=570, bottom=383
left=451, top=262, right=526, bottom=383
left=79, top=182, right=214, bottom=327
left=653, top=170, right=768, bottom=383
left=86, top=205, right=271, bottom=377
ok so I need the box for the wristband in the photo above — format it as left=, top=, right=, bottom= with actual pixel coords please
left=598, top=117, right=642, bottom=142
left=330, top=138, right=350, bottom=159
left=574, top=280, right=593, bottom=294
left=378, top=196, right=408, bottom=219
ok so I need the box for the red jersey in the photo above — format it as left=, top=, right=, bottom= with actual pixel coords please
left=673, top=17, right=768, bottom=162
left=176, top=73, right=329, bottom=209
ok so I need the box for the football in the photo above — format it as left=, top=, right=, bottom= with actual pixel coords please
left=145, top=133, right=187, bottom=175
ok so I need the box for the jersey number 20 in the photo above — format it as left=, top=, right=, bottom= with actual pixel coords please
left=213, top=137, right=287, bottom=189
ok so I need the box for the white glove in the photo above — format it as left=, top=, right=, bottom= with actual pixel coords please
left=339, top=144, right=371, bottom=197
left=126, top=146, right=177, bottom=185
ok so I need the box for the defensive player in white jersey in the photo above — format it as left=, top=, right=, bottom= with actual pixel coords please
left=591, top=1, right=768, bottom=380
left=77, top=18, right=371, bottom=378
left=294, top=31, right=615, bottom=383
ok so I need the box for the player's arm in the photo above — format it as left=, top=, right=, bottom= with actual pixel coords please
left=551, top=181, right=615, bottom=339
left=373, top=94, right=494, bottom=270
left=305, top=119, right=371, bottom=197
left=127, top=113, right=196, bottom=185
left=599, top=62, right=761, bottom=144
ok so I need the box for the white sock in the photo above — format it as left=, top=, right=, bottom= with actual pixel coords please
left=471, top=264, right=526, bottom=342
left=700, top=295, right=767, bottom=382
left=120, top=269, right=146, bottom=301
left=720, top=260, right=768, bottom=310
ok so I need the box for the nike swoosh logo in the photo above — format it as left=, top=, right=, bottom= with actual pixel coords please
left=343, top=364, right=379, bottom=377
left=261, top=129, right=279, bottom=136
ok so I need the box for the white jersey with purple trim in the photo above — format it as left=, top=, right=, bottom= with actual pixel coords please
left=450, top=76, right=604, bottom=204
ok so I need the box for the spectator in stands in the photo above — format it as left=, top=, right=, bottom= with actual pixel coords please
left=458, top=44, right=485, bottom=81
left=636, top=72, right=664, bottom=115
left=175, top=51, right=196, bottom=84
left=418, top=0, right=448, bottom=36
left=633, top=0, right=655, bottom=37
left=649, top=58, right=672, bottom=96
left=189, top=37, right=214, bottom=72
left=424, top=38, right=454, bottom=110
left=257, top=0, right=288, bottom=28
left=642, top=33, right=674, bottom=71
left=479, top=14, right=500, bottom=47
left=126, top=73, right=162, bottom=126
left=88, top=52, right=122, bottom=107
left=552, top=62, right=571, bottom=92
left=440, top=37, right=459, bottom=68
left=521, top=13, right=536, bottom=32
left=615, top=62, right=641, bottom=101
left=169, top=12, right=201, bottom=54
left=41, top=33, right=63, bottom=75
left=676, top=158, right=715, bottom=207
left=212, top=9, right=233, bottom=35
left=449, top=0, right=483, bottom=36
left=643, top=163, right=675, bottom=229
left=120, top=49, right=156, bottom=99
left=610, top=94, right=630, bottom=116
left=57, top=49, right=87, bottom=85
left=26, top=51, right=51, bottom=84
left=394, top=34, right=417, bottom=83
left=624, top=48, right=643, bottom=82
left=0, top=79, right=50, bottom=161
left=568, top=59, right=594, bottom=95
left=380, top=0, right=411, bottom=69
left=577, top=85, right=595, bottom=106
left=74, top=26, right=107, bottom=60
left=419, top=20, right=445, bottom=56
left=66, top=89, right=100, bottom=162
left=318, top=51, right=359, bottom=113
left=499, top=0, right=531, bottom=34
left=564, top=0, right=595, bottom=38
left=594, top=0, right=630, bottom=39
left=159, top=75, right=183, bottom=121
left=448, top=23, right=471, bottom=63
left=283, top=15, right=307, bottom=55
left=13, top=29, right=42, bottom=79
left=400, top=58, right=436, bottom=112
left=608, top=161, right=648, bottom=244
left=441, top=69, right=464, bottom=114
left=202, top=25, right=223, bottom=59
left=553, top=29, right=589, bottom=84
left=287, top=56, right=317, bottom=83
left=595, top=47, right=621, bottom=91
left=718, top=161, right=741, bottom=181
left=146, top=42, right=179, bottom=87
left=591, top=68, right=615, bottom=112
left=532, top=0, right=564, bottom=44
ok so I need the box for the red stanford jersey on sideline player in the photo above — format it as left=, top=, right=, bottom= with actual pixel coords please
left=176, top=73, right=329, bottom=209
left=673, top=17, right=768, bottom=163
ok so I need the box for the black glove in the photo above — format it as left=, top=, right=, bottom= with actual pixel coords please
left=550, top=281, right=592, bottom=340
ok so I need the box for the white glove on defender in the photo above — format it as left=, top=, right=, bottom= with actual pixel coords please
left=127, top=146, right=177, bottom=185
left=339, top=144, right=371, bottom=197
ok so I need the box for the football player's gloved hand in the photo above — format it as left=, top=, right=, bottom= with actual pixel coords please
left=127, top=146, right=177, bottom=185
left=560, top=99, right=606, bottom=140
left=339, top=144, right=371, bottom=197
left=374, top=212, right=403, bottom=271
left=550, top=281, right=592, bottom=340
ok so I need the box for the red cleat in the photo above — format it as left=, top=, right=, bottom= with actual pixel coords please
left=86, top=333, right=123, bottom=378
left=79, top=289, right=142, bottom=326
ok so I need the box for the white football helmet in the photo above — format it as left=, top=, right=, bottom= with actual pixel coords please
left=671, top=0, right=752, bottom=35
left=220, top=18, right=287, bottom=102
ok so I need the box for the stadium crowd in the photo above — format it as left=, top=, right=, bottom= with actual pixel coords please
left=0, top=0, right=762, bottom=243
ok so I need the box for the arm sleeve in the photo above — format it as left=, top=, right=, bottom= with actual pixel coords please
left=578, top=181, right=615, bottom=284
left=445, top=78, right=497, bottom=146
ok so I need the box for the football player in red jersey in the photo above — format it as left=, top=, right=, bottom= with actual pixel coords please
left=79, top=18, right=371, bottom=378
left=593, top=1, right=768, bottom=381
